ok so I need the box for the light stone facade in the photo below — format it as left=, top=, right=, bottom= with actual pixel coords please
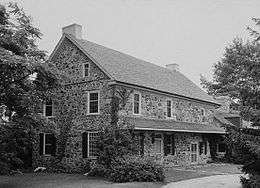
left=33, top=37, right=220, bottom=170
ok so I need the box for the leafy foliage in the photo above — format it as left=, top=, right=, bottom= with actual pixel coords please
left=96, top=86, right=138, bottom=169
left=0, top=2, right=59, bottom=174
left=108, top=156, right=165, bottom=183
left=201, top=18, right=260, bottom=187
left=89, top=85, right=165, bottom=182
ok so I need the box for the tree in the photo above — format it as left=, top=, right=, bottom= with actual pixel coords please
left=0, top=2, right=59, bottom=173
left=201, top=18, right=260, bottom=187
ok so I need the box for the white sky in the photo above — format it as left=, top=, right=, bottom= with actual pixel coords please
left=4, top=0, right=260, bottom=88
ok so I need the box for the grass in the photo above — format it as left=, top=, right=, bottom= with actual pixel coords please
left=0, top=173, right=163, bottom=188
left=0, top=163, right=242, bottom=188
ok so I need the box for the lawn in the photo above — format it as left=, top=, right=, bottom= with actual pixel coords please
left=0, top=163, right=242, bottom=188
left=0, top=173, right=163, bottom=188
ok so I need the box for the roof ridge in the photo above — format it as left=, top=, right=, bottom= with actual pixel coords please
left=76, top=38, right=178, bottom=73
left=66, top=34, right=218, bottom=105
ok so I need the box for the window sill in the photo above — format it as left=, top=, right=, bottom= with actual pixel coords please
left=87, top=113, right=100, bottom=115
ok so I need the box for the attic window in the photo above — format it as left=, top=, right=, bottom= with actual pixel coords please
left=133, top=93, right=141, bottom=115
left=83, top=63, right=89, bottom=77
left=166, top=100, right=172, bottom=118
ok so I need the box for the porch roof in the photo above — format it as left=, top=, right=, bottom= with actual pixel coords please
left=131, top=117, right=226, bottom=134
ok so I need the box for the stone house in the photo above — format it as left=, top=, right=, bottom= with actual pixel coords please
left=32, top=24, right=226, bottom=169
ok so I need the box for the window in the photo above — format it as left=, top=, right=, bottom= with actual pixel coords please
left=217, top=143, right=226, bottom=153
left=89, top=132, right=99, bottom=157
left=201, top=108, right=205, bottom=116
left=164, top=134, right=175, bottom=156
left=133, top=93, right=141, bottom=115
left=39, top=133, right=56, bottom=156
left=43, top=99, right=53, bottom=117
left=166, top=100, right=172, bottom=118
left=199, top=141, right=207, bottom=155
left=83, top=63, right=89, bottom=77
left=88, top=91, right=99, bottom=114
left=191, top=143, right=198, bottom=163
left=82, top=132, right=99, bottom=158
left=153, top=134, right=163, bottom=154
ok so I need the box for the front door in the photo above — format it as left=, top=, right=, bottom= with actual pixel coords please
left=191, top=143, right=198, bottom=164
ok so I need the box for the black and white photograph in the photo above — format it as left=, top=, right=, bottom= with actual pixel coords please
left=0, top=0, right=260, bottom=187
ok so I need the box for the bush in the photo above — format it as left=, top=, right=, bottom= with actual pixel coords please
left=241, top=175, right=260, bottom=188
left=107, top=156, right=165, bottom=183
left=88, top=163, right=108, bottom=177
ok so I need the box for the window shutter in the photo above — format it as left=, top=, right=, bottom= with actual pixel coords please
left=199, top=142, right=203, bottom=155
left=82, top=132, right=88, bottom=158
left=140, top=133, right=144, bottom=155
left=204, top=142, right=207, bottom=155
left=151, top=133, right=155, bottom=144
left=51, top=134, right=56, bottom=156
left=39, top=133, right=44, bottom=155
left=164, top=134, right=172, bottom=156
left=171, top=134, right=175, bottom=155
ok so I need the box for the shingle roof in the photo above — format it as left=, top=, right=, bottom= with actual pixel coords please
left=130, top=117, right=226, bottom=134
left=66, top=34, right=218, bottom=104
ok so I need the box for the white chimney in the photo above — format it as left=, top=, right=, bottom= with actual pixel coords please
left=166, top=63, right=179, bottom=71
left=62, top=23, right=82, bottom=39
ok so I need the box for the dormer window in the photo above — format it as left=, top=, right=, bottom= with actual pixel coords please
left=83, top=63, right=89, bottom=77
left=133, top=93, right=141, bottom=115
left=43, top=99, right=53, bottom=117
left=166, top=100, right=172, bottom=118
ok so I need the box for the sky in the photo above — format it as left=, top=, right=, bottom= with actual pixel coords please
left=3, top=0, right=260, bottom=88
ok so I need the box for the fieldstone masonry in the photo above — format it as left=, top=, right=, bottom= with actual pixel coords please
left=33, top=37, right=219, bottom=170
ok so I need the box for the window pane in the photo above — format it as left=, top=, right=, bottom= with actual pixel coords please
left=134, top=94, right=140, bottom=101
left=218, top=143, right=226, bottom=152
left=89, top=132, right=98, bottom=157
left=84, top=64, right=89, bottom=77
left=45, top=134, right=52, bottom=144
left=154, top=139, right=162, bottom=154
left=45, top=145, right=52, bottom=155
left=90, top=93, right=98, bottom=101
left=89, top=101, right=98, bottom=113
left=45, top=106, right=53, bottom=116
left=134, top=103, right=139, bottom=114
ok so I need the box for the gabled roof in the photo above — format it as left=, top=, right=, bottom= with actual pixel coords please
left=131, top=117, right=226, bottom=134
left=63, top=34, right=218, bottom=105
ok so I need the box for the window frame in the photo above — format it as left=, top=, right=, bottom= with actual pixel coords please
left=133, top=92, right=141, bottom=115
left=88, top=131, right=99, bottom=158
left=88, top=91, right=100, bottom=115
left=153, top=133, right=164, bottom=154
left=217, top=142, right=226, bottom=154
left=166, top=99, right=172, bottom=118
left=42, top=133, right=53, bottom=156
left=190, top=142, right=199, bottom=164
left=83, top=63, right=90, bottom=77
left=43, top=100, right=54, bottom=118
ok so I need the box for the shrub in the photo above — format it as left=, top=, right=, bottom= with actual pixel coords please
left=107, top=156, right=165, bottom=183
left=241, top=175, right=260, bottom=188
left=88, top=163, right=107, bottom=177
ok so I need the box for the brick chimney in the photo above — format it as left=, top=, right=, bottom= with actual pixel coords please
left=166, top=63, right=179, bottom=71
left=62, top=23, right=82, bottom=39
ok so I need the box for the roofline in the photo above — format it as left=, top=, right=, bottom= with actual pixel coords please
left=109, top=80, right=220, bottom=106
left=49, top=34, right=116, bottom=81
left=134, top=127, right=226, bottom=134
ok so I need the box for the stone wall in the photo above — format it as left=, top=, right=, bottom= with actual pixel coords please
left=32, top=38, right=113, bottom=169
left=138, top=131, right=210, bottom=166
left=33, top=36, right=216, bottom=169
left=121, top=88, right=215, bottom=124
